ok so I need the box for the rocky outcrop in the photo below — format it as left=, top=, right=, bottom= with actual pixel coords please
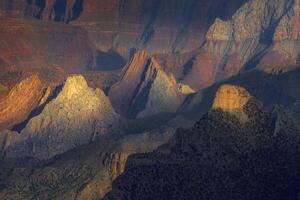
left=0, top=112, right=194, bottom=200
left=212, top=84, right=251, bottom=110
left=1, top=75, right=123, bottom=159
left=180, top=68, right=300, bottom=121
left=258, top=0, right=300, bottom=70
left=0, top=75, right=43, bottom=130
left=182, top=0, right=296, bottom=90
left=1, top=0, right=300, bottom=92
left=105, top=86, right=300, bottom=200
left=109, top=51, right=189, bottom=118
left=212, top=84, right=253, bottom=122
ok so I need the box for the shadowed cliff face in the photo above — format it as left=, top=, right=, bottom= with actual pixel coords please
left=0, top=0, right=247, bottom=63
left=105, top=87, right=300, bottom=200
left=2, top=0, right=300, bottom=92
left=108, top=51, right=188, bottom=118
left=179, top=67, right=300, bottom=121
left=180, top=0, right=300, bottom=91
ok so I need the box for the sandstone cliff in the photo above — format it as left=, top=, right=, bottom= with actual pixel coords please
left=0, top=75, right=43, bottom=130
left=182, top=0, right=298, bottom=90
left=109, top=50, right=189, bottom=118
left=1, top=75, right=123, bottom=159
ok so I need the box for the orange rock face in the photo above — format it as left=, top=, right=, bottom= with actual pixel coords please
left=109, top=51, right=151, bottom=115
left=212, top=84, right=251, bottom=111
left=0, top=75, right=43, bottom=130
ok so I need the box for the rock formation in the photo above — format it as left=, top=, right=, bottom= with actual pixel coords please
left=212, top=84, right=251, bottom=110
left=109, top=50, right=189, bottom=118
left=104, top=86, right=300, bottom=200
left=258, top=0, right=300, bottom=70
left=180, top=67, right=300, bottom=121
left=1, top=0, right=300, bottom=92
left=0, top=75, right=123, bottom=159
left=0, top=75, right=43, bottom=130
left=0, top=112, right=194, bottom=200
left=182, top=0, right=298, bottom=90
left=0, top=0, right=247, bottom=72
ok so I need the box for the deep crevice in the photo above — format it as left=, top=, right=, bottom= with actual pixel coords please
left=12, top=84, right=64, bottom=133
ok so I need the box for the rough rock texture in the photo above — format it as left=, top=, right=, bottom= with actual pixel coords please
left=105, top=87, right=300, bottom=200
left=0, top=0, right=247, bottom=73
left=0, top=113, right=194, bottom=200
left=182, top=0, right=297, bottom=90
left=109, top=51, right=188, bottom=118
left=212, top=84, right=251, bottom=110
left=71, top=0, right=247, bottom=56
left=258, top=0, right=300, bottom=70
left=0, top=75, right=123, bottom=159
left=180, top=68, right=300, bottom=121
left=0, top=75, right=43, bottom=130
left=1, top=0, right=300, bottom=92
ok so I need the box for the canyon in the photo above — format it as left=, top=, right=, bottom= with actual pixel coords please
left=0, top=0, right=300, bottom=199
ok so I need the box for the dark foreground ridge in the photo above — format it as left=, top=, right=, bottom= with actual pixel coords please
left=105, top=86, right=300, bottom=200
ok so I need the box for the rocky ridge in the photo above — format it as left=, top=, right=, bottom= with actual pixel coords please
left=109, top=51, right=189, bottom=118
left=0, top=75, right=43, bottom=130
left=182, top=0, right=299, bottom=90
left=0, top=75, right=123, bottom=159
left=105, top=85, right=300, bottom=200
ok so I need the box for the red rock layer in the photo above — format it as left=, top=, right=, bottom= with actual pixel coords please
left=109, top=51, right=151, bottom=115
left=0, top=75, right=43, bottom=130
left=0, top=18, right=97, bottom=74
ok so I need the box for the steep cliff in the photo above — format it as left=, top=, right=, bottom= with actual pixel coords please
left=182, top=0, right=297, bottom=90
left=0, top=75, right=43, bottom=130
left=105, top=85, right=300, bottom=200
left=0, top=0, right=247, bottom=58
left=1, top=75, right=123, bottom=159
left=109, top=51, right=189, bottom=118
left=258, top=0, right=300, bottom=70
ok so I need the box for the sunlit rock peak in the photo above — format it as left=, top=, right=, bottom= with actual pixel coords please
left=0, top=75, right=43, bottom=130
left=2, top=75, right=123, bottom=159
left=212, top=84, right=252, bottom=111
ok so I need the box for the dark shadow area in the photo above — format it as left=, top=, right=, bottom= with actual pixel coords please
left=180, top=67, right=300, bottom=119
left=26, top=0, right=46, bottom=19
left=12, top=84, right=64, bottom=132
left=53, top=0, right=66, bottom=22
left=127, top=58, right=157, bottom=118
left=96, top=50, right=127, bottom=71
left=180, top=57, right=195, bottom=81
left=71, top=0, right=83, bottom=21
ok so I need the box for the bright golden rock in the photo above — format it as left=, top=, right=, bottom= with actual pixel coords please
left=212, top=84, right=251, bottom=111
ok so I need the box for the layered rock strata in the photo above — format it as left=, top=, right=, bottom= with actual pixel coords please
left=0, top=75, right=43, bottom=130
